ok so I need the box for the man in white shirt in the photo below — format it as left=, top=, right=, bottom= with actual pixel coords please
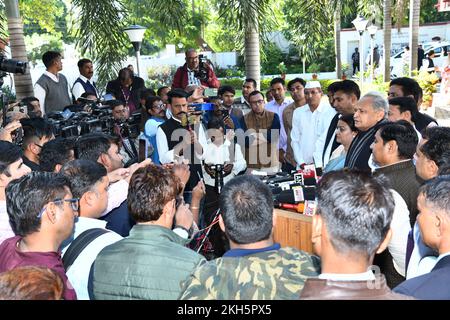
left=59, top=159, right=122, bottom=300
left=265, top=78, right=293, bottom=167
left=291, top=81, right=335, bottom=168
left=72, top=58, right=98, bottom=101
left=34, top=51, right=72, bottom=115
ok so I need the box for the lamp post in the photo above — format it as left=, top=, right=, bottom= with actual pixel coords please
left=352, top=15, right=368, bottom=90
left=124, top=25, right=147, bottom=77
left=367, top=24, right=378, bottom=84
left=177, top=42, right=184, bottom=53
left=202, top=43, right=208, bottom=51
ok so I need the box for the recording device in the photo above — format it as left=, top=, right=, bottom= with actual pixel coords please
left=0, top=54, right=28, bottom=74
left=208, top=163, right=225, bottom=194
left=204, top=88, right=217, bottom=97
left=194, top=54, right=209, bottom=82
left=114, top=112, right=141, bottom=140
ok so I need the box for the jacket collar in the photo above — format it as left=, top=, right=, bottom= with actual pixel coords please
left=129, top=224, right=190, bottom=246
left=432, top=254, right=450, bottom=272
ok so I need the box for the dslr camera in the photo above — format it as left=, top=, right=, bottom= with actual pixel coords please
left=194, top=54, right=209, bottom=82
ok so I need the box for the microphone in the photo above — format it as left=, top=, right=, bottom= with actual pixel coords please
left=180, top=112, right=189, bottom=128
left=274, top=201, right=305, bottom=213
left=275, top=186, right=316, bottom=204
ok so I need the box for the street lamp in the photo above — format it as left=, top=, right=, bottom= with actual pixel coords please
left=352, top=15, right=368, bottom=89
left=124, top=25, right=147, bottom=77
left=177, top=42, right=184, bottom=52
left=367, top=24, right=378, bottom=84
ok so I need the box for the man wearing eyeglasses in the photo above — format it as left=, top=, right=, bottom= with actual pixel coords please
left=20, top=117, right=55, bottom=172
left=240, top=90, right=281, bottom=174
left=0, top=172, right=78, bottom=300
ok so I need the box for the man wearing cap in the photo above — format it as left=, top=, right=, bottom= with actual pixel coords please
left=291, top=81, right=336, bottom=168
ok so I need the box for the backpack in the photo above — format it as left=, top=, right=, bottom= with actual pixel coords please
left=62, top=228, right=110, bottom=271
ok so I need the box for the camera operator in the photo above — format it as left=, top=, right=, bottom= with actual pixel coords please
left=172, top=49, right=220, bottom=90
left=202, top=96, right=241, bottom=131
left=21, top=97, right=42, bottom=118
left=106, top=68, right=145, bottom=114
left=107, top=100, right=139, bottom=167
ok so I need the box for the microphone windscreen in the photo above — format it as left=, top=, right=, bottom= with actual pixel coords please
left=276, top=190, right=296, bottom=204
left=271, top=186, right=283, bottom=195
left=304, top=177, right=317, bottom=186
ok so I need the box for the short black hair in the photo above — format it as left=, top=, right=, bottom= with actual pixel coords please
left=207, top=117, right=225, bottom=131
left=39, top=138, right=75, bottom=172
left=327, top=81, right=340, bottom=94
left=42, top=51, right=61, bottom=69
left=20, top=118, right=54, bottom=150
left=77, top=58, right=92, bottom=70
left=6, top=172, right=71, bottom=237
left=378, top=120, right=418, bottom=160
left=317, top=170, right=394, bottom=257
left=390, top=77, right=422, bottom=105
left=287, top=78, right=306, bottom=91
left=428, top=50, right=435, bottom=57
left=157, top=86, right=170, bottom=97
left=167, top=89, right=187, bottom=104
left=144, top=96, right=162, bottom=113
left=219, top=175, right=274, bottom=244
left=419, top=175, right=450, bottom=215
left=106, top=99, right=125, bottom=110
left=244, top=78, right=257, bottom=89
left=75, top=133, right=119, bottom=162
left=218, top=85, right=235, bottom=96
left=21, top=96, right=39, bottom=105
left=127, top=164, right=182, bottom=223
left=333, top=80, right=361, bottom=99
left=248, top=90, right=265, bottom=101
left=338, top=114, right=357, bottom=132
left=60, top=159, right=107, bottom=199
left=420, top=127, right=450, bottom=171
left=270, top=77, right=285, bottom=87
left=0, top=141, right=23, bottom=176
left=388, top=96, right=419, bottom=121
left=118, top=68, right=133, bottom=82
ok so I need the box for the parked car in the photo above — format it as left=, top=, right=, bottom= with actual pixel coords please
left=390, top=41, right=450, bottom=78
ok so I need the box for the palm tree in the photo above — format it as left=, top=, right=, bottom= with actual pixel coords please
left=409, top=0, right=421, bottom=72
left=383, top=0, right=392, bottom=81
left=4, top=0, right=33, bottom=99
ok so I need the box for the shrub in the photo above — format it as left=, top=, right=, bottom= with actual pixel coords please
left=146, top=65, right=177, bottom=89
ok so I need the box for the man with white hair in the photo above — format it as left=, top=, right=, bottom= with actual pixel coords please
left=345, top=91, right=388, bottom=171
left=291, top=81, right=336, bottom=168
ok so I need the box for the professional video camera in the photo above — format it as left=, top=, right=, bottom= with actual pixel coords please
left=0, top=54, right=28, bottom=75
left=194, top=54, right=209, bottom=82
left=113, top=111, right=141, bottom=140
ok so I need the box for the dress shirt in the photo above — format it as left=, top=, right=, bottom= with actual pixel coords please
left=187, top=68, right=201, bottom=87
left=0, top=201, right=14, bottom=245
left=156, top=117, right=207, bottom=164
left=34, top=71, right=70, bottom=115
left=72, top=74, right=98, bottom=100
left=61, top=217, right=122, bottom=300
left=319, top=270, right=376, bottom=281
left=265, top=98, right=293, bottom=152
left=201, top=139, right=247, bottom=187
left=291, top=101, right=336, bottom=167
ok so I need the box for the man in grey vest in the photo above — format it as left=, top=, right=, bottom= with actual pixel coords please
left=34, top=51, right=72, bottom=115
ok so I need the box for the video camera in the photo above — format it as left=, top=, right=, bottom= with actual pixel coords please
left=113, top=111, right=141, bottom=140
left=194, top=54, right=209, bottom=82
left=0, top=54, right=28, bottom=75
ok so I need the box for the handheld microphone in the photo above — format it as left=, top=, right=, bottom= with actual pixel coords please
left=275, top=202, right=305, bottom=213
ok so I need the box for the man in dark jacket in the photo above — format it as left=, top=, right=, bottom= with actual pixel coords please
left=106, top=68, right=145, bottom=114
left=300, top=170, right=413, bottom=300
left=172, top=49, right=220, bottom=90
left=394, top=176, right=450, bottom=299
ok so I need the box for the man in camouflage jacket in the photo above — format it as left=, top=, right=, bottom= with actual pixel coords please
left=179, top=175, right=320, bottom=300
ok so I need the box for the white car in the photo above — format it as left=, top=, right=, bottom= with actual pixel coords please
left=390, top=41, right=450, bottom=78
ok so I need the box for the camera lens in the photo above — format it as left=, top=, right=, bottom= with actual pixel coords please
left=0, top=58, right=28, bottom=74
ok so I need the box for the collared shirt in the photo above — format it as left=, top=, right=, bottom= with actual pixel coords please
left=223, top=243, right=281, bottom=257
left=0, top=201, right=14, bottom=246
left=201, top=139, right=247, bottom=187
left=291, top=101, right=336, bottom=167
left=156, top=117, right=208, bottom=164
left=265, top=98, right=293, bottom=152
left=22, top=156, right=41, bottom=172
left=283, top=102, right=305, bottom=167
left=72, top=74, right=98, bottom=100
left=319, top=270, right=376, bottom=281
left=436, top=252, right=450, bottom=264
left=60, top=217, right=122, bottom=300
left=187, top=67, right=201, bottom=87
left=34, top=71, right=71, bottom=115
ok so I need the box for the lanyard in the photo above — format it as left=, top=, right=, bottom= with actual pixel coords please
left=121, top=86, right=132, bottom=107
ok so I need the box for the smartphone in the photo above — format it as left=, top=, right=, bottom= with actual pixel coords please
left=138, top=138, right=147, bottom=162
left=204, top=88, right=218, bottom=97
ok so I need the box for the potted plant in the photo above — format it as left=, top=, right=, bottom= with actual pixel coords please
left=341, top=63, right=350, bottom=80
left=413, top=70, right=439, bottom=110
left=307, top=63, right=321, bottom=80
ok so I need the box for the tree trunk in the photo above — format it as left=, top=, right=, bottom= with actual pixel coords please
left=5, top=0, right=34, bottom=99
left=383, top=0, right=392, bottom=82
left=334, top=8, right=342, bottom=79
left=245, top=26, right=261, bottom=90
left=409, top=0, right=421, bottom=73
